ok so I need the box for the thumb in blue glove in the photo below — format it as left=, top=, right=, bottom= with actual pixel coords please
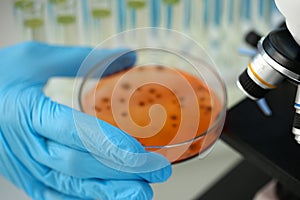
left=0, top=41, right=172, bottom=200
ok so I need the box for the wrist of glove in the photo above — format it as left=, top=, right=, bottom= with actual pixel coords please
left=0, top=41, right=171, bottom=200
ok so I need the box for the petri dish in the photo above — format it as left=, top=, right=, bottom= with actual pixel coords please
left=77, top=28, right=227, bottom=164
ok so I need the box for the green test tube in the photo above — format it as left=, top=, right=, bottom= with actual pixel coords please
left=161, top=0, right=182, bottom=30
left=126, top=0, right=148, bottom=29
left=88, top=0, right=116, bottom=45
left=48, top=0, right=79, bottom=45
left=14, top=0, right=46, bottom=42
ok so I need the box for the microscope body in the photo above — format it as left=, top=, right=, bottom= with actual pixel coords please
left=275, top=0, right=300, bottom=45
left=237, top=0, right=300, bottom=143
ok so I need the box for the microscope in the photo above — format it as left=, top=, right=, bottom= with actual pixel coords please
left=237, top=0, right=300, bottom=143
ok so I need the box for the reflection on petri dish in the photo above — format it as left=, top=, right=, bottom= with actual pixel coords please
left=77, top=28, right=227, bottom=164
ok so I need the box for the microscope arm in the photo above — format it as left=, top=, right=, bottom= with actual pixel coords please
left=275, top=0, right=300, bottom=45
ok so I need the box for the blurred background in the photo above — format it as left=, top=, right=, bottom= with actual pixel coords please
left=0, top=0, right=285, bottom=199
left=3, top=0, right=284, bottom=106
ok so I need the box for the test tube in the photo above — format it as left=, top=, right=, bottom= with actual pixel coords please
left=182, top=0, right=191, bottom=31
left=220, top=0, right=243, bottom=55
left=117, top=0, right=126, bottom=32
left=150, top=0, right=160, bottom=28
left=203, top=0, right=223, bottom=55
left=48, top=0, right=79, bottom=45
left=258, top=0, right=273, bottom=32
left=87, top=0, right=116, bottom=45
left=247, top=0, right=273, bottom=34
left=125, top=0, right=148, bottom=29
left=160, top=0, right=182, bottom=30
left=13, top=0, right=46, bottom=42
left=13, top=0, right=27, bottom=40
left=219, top=0, right=241, bottom=34
left=240, top=0, right=258, bottom=34
left=187, top=0, right=203, bottom=41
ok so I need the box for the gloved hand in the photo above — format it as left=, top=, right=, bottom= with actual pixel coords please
left=0, top=41, right=172, bottom=200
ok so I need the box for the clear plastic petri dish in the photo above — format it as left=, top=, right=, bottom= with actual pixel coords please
left=77, top=28, right=227, bottom=164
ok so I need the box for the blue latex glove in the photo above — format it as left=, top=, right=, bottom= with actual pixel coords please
left=0, top=41, right=172, bottom=200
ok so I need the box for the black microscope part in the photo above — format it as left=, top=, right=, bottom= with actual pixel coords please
left=278, top=21, right=287, bottom=29
left=263, top=28, right=300, bottom=76
left=244, top=21, right=286, bottom=49
left=276, top=181, right=300, bottom=200
left=293, top=113, right=300, bottom=129
left=238, top=69, right=270, bottom=99
left=245, top=30, right=262, bottom=48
